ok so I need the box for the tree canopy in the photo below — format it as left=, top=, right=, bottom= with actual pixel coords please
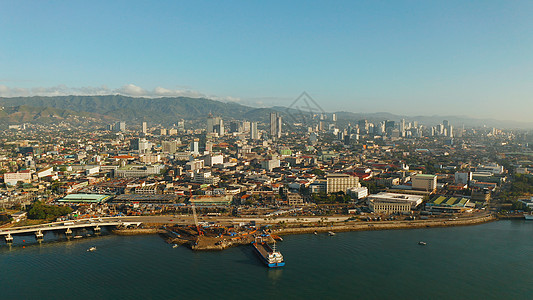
left=27, top=201, right=72, bottom=220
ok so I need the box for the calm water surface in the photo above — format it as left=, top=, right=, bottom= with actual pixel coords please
left=1, top=220, right=532, bottom=299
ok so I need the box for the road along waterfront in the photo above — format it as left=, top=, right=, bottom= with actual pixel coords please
left=0, top=213, right=496, bottom=250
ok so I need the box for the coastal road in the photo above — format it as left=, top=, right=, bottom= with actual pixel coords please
left=120, top=215, right=351, bottom=225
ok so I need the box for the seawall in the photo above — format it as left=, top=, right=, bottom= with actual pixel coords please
left=112, top=228, right=161, bottom=235
left=273, top=214, right=496, bottom=235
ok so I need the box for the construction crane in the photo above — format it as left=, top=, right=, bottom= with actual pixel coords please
left=190, top=193, right=203, bottom=236
left=191, top=203, right=203, bottom=236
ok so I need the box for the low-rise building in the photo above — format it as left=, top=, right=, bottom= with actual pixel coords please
left=189, top=195, right=233, bottom=206
left=192, top=171, right=220, bottom=185
left=4, top=170, right=32, bottom=186
left=347, top=187, right=369, bottom=199
left=326, top=173, right=359, bottom=194
left=114, top=165, right=163, bottom=178
left=287, top=192, right=304, bottom=206
left=368, top=192, right=424, bottom=214
left=261, top=159, right=280, bottom=171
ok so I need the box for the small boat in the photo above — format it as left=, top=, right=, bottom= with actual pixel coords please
left=74, top=235, right=83, bottom=239
left=328, top=231, right=336, bottom=236
left=87, top=246, right=97, bottom=252
left=314, top=231, right=318, bottom=235
left=418, top=241, right=427, bottom=246
left=172, top=244, right=179, bottom=248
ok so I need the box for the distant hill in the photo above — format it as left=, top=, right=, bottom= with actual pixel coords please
left=0, top=95, right=254, bottom=125
left=0, top=105, right=111, bottom=125
left=1, top=95, right=532, bottom=129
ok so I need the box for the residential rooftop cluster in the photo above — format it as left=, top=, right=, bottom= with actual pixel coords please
left=1, top=112, right=532, bottom=224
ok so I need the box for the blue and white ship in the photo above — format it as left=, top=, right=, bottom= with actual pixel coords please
left=252, top=238, right=285, bottom=268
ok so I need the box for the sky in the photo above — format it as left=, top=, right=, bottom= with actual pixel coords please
left=1, top=0, right=532, bottom=121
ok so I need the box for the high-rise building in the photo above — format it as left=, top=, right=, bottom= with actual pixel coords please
left=217, top=118, right=224, bottom=136
left=385, top=120, right=395, bottom=134
left=250, top=122, right=259, bottom=140
left=141, top=122, right=147, bottom=134
left=131, top=138, right=151, bottom=153
left=207, top=115, right=225, bottom=136
left=230, top=121, right=241, bottom=133
left=358, top=119, right=368, bottom=134
left=332, top=113, right=337, bottom=122
left=454, top=172, right=472, bottom=185
left=207, top=115, right=220, bottom=134
left=162, top=140, right=178, bottom=153
left=190, top=141, right=199, bottom=155
left=115, top=121, right=126, bottom=132
left=277, top=115, right=282, bottom=138
left=412, top=174, right=437, bottom=191
left=270, top=112, right=282, bottom=139
left=242, top=121, right=251, bottom=132
left=270, top=112, right=277, bottom=138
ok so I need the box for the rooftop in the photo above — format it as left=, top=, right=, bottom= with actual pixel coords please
left=414, top=174, right=437, bottom=179
left=58, top=193, right=112, bottom=203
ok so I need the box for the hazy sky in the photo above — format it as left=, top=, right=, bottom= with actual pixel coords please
left=1, top=1, right=532, bottom=121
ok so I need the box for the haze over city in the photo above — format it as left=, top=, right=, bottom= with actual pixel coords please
left=1, top=0, right=533, bottom=121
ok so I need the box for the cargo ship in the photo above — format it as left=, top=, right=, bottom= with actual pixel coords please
left=252, top=239, right=285, bottom=268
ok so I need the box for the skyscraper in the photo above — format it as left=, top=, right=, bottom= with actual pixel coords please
left=131, top=138, right=150, bottom=153
left=190, top=141, right=199, bottom=155
left=217, top=118, right=224, bottom=136
left=141, top=122, right=147, bottom=134
left=207, top=115, right=224, bottom=136
left=270, top=112, right=277, bottom=138
left=114, top=121, right=126, bottom=132
left=250, top=122, right=259, bottom=140
left=162, top=140, right=178, bottom=153
left=207, top=115, right=219, bottom=133
left=270, top=112, right=282, bottom=139
left=230, top=121, right=241, bottom=133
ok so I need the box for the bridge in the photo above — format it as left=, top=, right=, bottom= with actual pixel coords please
left=0, top=217, right=142, bottom=243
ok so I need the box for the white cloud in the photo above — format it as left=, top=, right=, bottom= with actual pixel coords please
left=116, top=84, right=146, bottom=96
left=0, top=84, right=241, bottom=103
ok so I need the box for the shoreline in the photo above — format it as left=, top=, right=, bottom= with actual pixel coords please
left=115, top=214, right=498, bottom=250
left=272, top=214, right=497, bottom=236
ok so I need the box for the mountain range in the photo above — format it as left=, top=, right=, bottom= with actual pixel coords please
left=0, top=95, right=531, bottom=129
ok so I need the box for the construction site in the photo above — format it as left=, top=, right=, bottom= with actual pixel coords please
left=159, top=204, right=278, bottom=250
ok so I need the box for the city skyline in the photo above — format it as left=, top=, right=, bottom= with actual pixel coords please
left=1, top=1, right=533, bottom=122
